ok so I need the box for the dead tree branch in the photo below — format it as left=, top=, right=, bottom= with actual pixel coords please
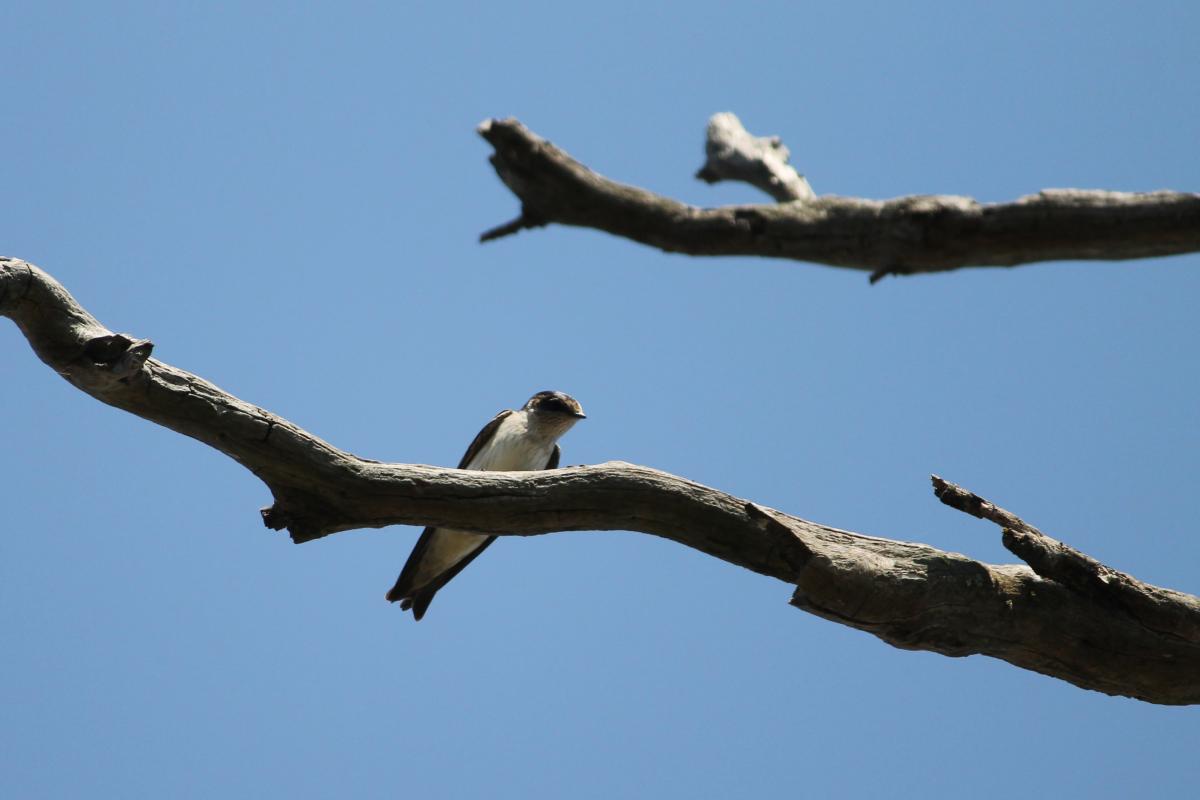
left=695, top=112, right=815, bottom=202
left=478, top=115, right=1200, bottom=280
left=4, top=257, right=1199, bottom=704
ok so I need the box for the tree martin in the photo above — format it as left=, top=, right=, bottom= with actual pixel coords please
left=386, top=390, right=586, bottom=620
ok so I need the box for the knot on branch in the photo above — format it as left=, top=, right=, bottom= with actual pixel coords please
left=261, top=493, right=348, bottom=545
left=261, top=502, right=327, bottom=544
left=260, top=503, right=292, bottom=532
left=83, top=333, right=154, bottom=381
left=743, top=502, right=816, bottom=576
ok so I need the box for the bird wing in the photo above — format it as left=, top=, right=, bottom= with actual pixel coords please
left=454, top=410, right=514, bottom=469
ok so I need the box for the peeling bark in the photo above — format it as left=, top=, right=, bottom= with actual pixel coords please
left=478, top=115, right=1200, bottom=280
left=4, top=257, right=1199, bottom=705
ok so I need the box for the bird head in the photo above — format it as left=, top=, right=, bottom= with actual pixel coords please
left=524, top=390, right=587, bottom=420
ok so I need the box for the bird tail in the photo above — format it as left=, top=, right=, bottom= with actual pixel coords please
left=385, top=580, right=432, bottom=620
left=385, top=583, right=407, bottom=605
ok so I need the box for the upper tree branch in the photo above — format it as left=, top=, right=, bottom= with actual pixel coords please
left=478, top=116, right=1200, bottom=279
left=4, top=257, right=1199, bottom=704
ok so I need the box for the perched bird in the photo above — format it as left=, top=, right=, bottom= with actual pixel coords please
left=386, top=390, right=586, bottom=620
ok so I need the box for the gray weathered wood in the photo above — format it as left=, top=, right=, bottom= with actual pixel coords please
left=4, top=257, right=1199, bottom=704
left=478, top=117, right=1200, bottom=280
left=695, top=112, right=815, bottom=202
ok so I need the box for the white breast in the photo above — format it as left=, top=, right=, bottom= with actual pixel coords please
left=466, top=412, right=557, bottom=472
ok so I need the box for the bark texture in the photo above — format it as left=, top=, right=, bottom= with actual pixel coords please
left=4, top=257, right=1199, bottom=705
left=479, top=115, right=1200, bottom=280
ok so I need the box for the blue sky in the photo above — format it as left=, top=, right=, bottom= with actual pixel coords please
left=3, top=2, right=1198, bottom=797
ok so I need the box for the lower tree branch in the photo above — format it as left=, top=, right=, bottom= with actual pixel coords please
left=5, top=257, right=1199, bottom=704
left=478, top=117, right=1200, bottom=278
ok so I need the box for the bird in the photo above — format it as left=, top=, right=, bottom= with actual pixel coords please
left=386, top=390, right=586, bottom=620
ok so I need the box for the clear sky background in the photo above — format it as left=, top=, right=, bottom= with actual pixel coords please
left=3, top=2, right=1198, bottom=797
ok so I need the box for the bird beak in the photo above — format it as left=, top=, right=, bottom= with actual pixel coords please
left=573, top=411, right=587, bottom=419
